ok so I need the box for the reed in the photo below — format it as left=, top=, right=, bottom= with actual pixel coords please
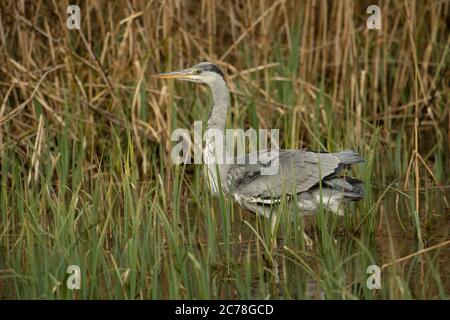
left=0, top=0, right=448, bottom=299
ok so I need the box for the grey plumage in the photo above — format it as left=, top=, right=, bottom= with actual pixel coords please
left=154, top=62, right=365, bottom=218
left=228, top=149, right=364, bottom=217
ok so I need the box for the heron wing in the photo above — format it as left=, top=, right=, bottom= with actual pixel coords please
left=228, top=149, right=363, bottom=199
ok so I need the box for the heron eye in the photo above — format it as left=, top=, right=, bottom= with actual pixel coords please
left=194, top=68, right=202, bottom=74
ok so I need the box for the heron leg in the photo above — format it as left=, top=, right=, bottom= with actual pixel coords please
left=270, top=214, right=278, bottom=249
left=303, top=231, right=313, bottom=249
left=295, top=221, right=313, bottom=249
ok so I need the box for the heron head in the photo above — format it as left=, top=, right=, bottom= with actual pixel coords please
left=152, top=62, right=225, bottom=85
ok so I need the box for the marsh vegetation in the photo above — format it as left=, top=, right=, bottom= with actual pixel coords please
left=0, top=0, right=448, bottom=299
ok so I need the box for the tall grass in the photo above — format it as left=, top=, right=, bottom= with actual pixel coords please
left=0, top=0, right=448, bottom=299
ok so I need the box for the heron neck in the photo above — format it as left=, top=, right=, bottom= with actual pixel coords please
left=204, top=78, right=230, bottom=193
left=207, top=79, right=229, bottom=132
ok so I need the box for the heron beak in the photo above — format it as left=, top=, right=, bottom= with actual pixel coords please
left=152, top=69, right=197, bottom=80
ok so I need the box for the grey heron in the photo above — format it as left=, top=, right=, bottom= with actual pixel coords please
left=154, top=62, right=364, bottom=239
